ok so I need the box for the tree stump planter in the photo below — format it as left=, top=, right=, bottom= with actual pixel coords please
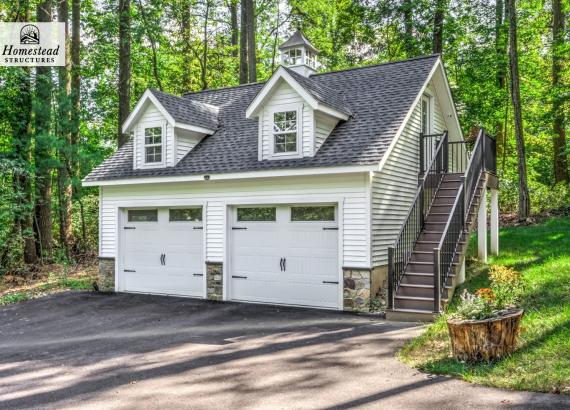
left=447, top=309, right=524, bottom=362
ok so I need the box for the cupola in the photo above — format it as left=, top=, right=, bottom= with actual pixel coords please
left=279, top=30, right=319, bottom=77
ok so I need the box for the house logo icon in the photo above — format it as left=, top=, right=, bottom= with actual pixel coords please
left=20, top=24, right=40, bottom=45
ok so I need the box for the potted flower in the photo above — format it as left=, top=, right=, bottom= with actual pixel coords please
left=447, top=265, right=524, bottom=362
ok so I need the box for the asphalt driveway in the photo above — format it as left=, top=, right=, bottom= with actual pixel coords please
left=1, top=292, right=568, bottom=409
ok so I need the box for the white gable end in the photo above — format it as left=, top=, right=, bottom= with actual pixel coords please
left=132, top=101, right=211, bottom=170
left=257, top=80, right=341, bottom=160
left=133, top=103, right=174, bottom=169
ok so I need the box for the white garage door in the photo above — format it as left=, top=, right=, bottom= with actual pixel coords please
left=230, top=204, right=340, bottom=309
left=121, top=207, right=204, bottom=297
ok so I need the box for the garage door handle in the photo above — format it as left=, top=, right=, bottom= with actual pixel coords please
left=232, top=227, right=247, bottom=230
left=323, top=281, right=339, bottom=284
left=193, top=226, right=203, bottom=230
left=193, top=273, right=203, bottom=277
left=232, top=275, right=247, bottom=279
left=124, top=226, right=136, bottom=230
left=323, top=227, right=338, bottom=230
left=124, top=269, right=136, bottom=272
left=279, top=258, right=284, bottom=271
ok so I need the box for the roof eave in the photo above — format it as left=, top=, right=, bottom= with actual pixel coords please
left=82, top=164, right=377, bottom=187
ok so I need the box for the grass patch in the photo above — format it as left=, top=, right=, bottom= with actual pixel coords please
left=0, top=263, right=97, bottom=306
left=399, top=216, right=570, bottom=395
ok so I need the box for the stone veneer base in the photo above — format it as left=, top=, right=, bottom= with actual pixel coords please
left=343, top=267, right=372, bottom=312
left=98, top=257, right=115, bottom=292
left=206, top=262, right=223, bottom=301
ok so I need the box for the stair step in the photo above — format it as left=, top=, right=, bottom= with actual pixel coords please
left=385, top=308, right=435, bottom=322
left=399, top=283, right=452, bottom=289
left=397, top=283, right=453, bottom=298
left=394, top=295, right=449, bottom=311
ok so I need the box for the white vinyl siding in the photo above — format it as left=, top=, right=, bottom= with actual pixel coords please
left=133, top=104, right=174, bottom=169
left=314, top=111, right=338, bottom=154
left=175, top=131, right=206, bottom=163
left=371, top=83, right=446, bottom=266
left=260, top=81, right=312, bottom=159
left=99, top=173, right=370, bottom=268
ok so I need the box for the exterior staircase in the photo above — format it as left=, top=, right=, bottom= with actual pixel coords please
left=386, top=129, right=497, bottom=322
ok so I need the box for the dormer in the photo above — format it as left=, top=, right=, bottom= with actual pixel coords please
left=122, top=89, right=218, bottom=170
left=246, top=31, right=350, bottom=161
left=279, top=30, right=319, bottom=77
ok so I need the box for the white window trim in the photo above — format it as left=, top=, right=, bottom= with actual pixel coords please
left=421, top=93, right=433, bottom=135
left=141, top=122, right=166, bottom=168
left=269, top=104, right=303, bottom=159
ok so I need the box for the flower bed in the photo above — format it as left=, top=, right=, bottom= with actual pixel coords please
left=447, top=265, right=524, bottom=362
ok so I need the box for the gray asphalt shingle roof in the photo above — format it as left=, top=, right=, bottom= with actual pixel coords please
left=84, top=55, right=439, bottom=182
left=283, top=67, right=351, bottom=116
left=149, top=88, right=219, bottom=130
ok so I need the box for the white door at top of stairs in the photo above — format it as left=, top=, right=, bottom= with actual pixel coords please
left=229, top=204, right=340, bottom=309
left=121, top=207, right=204, bottom=297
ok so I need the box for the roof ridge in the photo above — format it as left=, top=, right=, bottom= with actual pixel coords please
left=310, top=54, right=440, bottom=77
left=150, top=88, right=220, bottom=111
left=182, top=81, right=265, bottom=98
left=180, top=55, right=439, bottom=97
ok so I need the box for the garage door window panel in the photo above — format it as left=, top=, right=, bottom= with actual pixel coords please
left=128, top=209, right=158, bottom=222
left=291, top=206, right=336, bottom=222
left=237, top=207, right=276, bottom=222
left=169, top=208, right=202, bottom=222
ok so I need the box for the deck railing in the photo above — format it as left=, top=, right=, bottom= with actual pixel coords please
left=388, top=128, right=497, bottom=312
left=387, top=131, right=449, bottom=309
left=433, top=129, right=496, bottom=312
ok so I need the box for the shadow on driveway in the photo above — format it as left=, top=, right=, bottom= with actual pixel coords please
left=0, top=292, right=568, bottom=409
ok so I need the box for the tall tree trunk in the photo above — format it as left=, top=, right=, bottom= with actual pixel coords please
left=239, top=0, right=248, bottom=84
left=34, top=0, right=54, bottom=258
left=70, top=0, right=80, bottom=203
left=57, top=0, right=73, bottom=259
left=12, top=1, right=37, bottom=264
left=495, top=0, right=508, bottom=164
left=136, top=0, right=162, bottom=90
left=402, top=0, right=415, bottom=57
left=552, top=0, right=568, bottom=183
left=229, top=0, right=238, bottom=58
left=271, top=4, right=280, bottom=72
left=432, top=0, right=446, bottom=54
left=201, top=0, right=210, bottom=90
left=507, top=0, right=531, bottom=220
left=118, top=0, right=131, bottom=147
left=245, top=0, right=256, bottom=82
left=181, top=0, right=192, bottom=90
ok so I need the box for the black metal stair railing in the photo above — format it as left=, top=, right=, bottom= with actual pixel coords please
left=433, top=129, right=497, bottom=312
left=387, top=131, right=449, bottom=309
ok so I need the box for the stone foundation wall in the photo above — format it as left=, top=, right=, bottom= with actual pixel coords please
left=206, top=262, right=223, bottom=301
left=98, top=257, right=115, bottom=292
left=343, top=268, right=371, bottom=312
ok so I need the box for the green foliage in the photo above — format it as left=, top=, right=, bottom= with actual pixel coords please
left=451, top=289, right=495, bottom=320
left=1, top=0, right=569, bottom=269
left=400, top=217, right=570, bottom=394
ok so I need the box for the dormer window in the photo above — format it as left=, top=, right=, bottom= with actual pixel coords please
left=144, top=126, right=163, bottom=163
left=273, top=110, right=298, bottom=154
left=284, top=49, right=302, bottom=66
